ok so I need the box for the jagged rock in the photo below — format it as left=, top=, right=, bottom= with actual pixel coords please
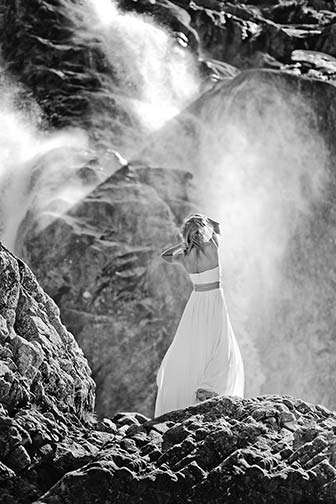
left=315, top=22, right=336, bottom=56
left=0, top=244, right=94, bottom=417
left=31, top=395, right=336, bottom=503
left=120, top=0, right=336, bottom=81
left=3, top=0, right=336, bottom=135
left=11, top=236, right=334, bottom=504
left=0, top=0, right=203, bottom=156
left=18, top=165, right=195, bottom=417
left=291, top=48, right=336, bottom=78
left=0, top=243, right=96, bottom=503
left=0, top=0, right=104, bottom=129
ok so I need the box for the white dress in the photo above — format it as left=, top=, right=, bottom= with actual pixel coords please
left=154, top=265, right=244, bottom=417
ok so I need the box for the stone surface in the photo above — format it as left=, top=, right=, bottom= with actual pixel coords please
left=0, top=243, right=95, bottom=503
left=0, top=242, right=94, bottom=419
left=3, top=0, right=336, bottom=144
left=0, top=0, right=201, bottom=156
left=32, top=395, right=336, bottom=503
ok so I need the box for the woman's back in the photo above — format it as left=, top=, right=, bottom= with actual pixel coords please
left=183, top=239, right=219, bottom=274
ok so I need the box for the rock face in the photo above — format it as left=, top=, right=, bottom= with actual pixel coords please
left=120, top=0, right=336, bottom=82
left=0, top=243, right=95, bottom=503
left=29, top=396, right=336, bottom=503
left=0, top=0, right=139, bottom=150
left=3, top=0, right=336, bottom=145
left=18, top=164, right=195, bottom=418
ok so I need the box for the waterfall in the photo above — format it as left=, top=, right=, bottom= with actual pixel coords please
left=85, top=0, right=200, bottom=131
left=0, top=0, right=200, bottom=251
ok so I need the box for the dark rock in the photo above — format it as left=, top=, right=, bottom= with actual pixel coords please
left=0, top=243, right=98, bottom=503
left=315, top=22, right=336, bottom=56
left=118, top=0, right=336, bottom=82
left=31, top=395, right=336, bottom=503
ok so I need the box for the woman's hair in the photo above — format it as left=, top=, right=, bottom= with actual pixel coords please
left=180, top=213, right=212, bottom=255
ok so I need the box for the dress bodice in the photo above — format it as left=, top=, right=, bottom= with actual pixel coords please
left=188, top=265, right=221, bottom=285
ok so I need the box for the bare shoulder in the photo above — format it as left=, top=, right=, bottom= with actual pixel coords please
left=204, top=238, right=219, bottom=254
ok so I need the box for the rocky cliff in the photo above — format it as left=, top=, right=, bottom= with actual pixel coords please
left=0, top=243, right=95, bottom=502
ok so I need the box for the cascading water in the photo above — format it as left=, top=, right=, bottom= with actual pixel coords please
left=0, top=0, right=201, bottom=252
left=63, top=0, right=201, bottom=153
left=86, top=0, right=200, bottom=131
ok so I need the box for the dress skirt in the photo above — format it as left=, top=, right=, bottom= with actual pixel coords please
left=154, top=286, right=244, bottom=417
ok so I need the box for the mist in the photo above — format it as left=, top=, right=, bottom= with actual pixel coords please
left=198, top=76, right=328, bottom=399
left=0, top=76, right=92, bottom=251
left=142, top=70, right=335, bottom=406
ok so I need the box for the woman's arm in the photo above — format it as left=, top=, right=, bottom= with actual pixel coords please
left=161, top=243, right=185, bottom=263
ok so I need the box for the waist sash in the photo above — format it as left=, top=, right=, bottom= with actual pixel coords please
left=194, top=281, right=220, bottom=292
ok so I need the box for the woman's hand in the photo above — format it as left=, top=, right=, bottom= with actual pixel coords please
left=207, top=217, right=221, bottom=234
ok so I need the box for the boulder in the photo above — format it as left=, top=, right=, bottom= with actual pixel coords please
left=0, top=242, right=95, bottom=503
left=18, top=165, right=195, bottom=417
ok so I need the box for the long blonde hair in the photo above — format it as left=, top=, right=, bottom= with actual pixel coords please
left=180, top=213, right=212, bottom=255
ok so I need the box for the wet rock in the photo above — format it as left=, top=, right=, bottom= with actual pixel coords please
left=0, top=0, right=149, bottom=155
left=291, top=48, right=336, bottom=79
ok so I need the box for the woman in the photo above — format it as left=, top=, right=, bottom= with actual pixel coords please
left=154, top=213, right=244, bottom=417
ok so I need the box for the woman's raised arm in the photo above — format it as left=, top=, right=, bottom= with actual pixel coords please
left=160, top=243, right=185, bottom=263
